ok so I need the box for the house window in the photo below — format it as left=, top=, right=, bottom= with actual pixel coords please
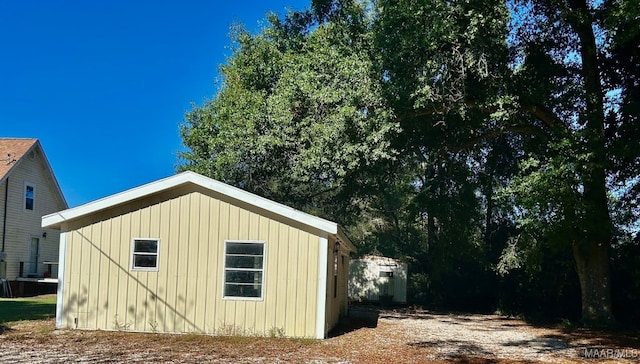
left=223, top=241, right=264, bottom=299
left=131, top=239, right=159, bottom=271
left=25, top=183, right=35, bottom=211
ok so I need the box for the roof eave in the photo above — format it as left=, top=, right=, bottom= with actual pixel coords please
left=42, top=172, right=344, bottom=236
left=336, top=225, right=357, bottom=253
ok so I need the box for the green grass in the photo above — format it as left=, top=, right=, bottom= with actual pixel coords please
left=0, top=296, right=56, bottom=324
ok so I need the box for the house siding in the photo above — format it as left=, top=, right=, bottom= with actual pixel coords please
left=1, top=147, right=64, bottom=279
left=59, top=185, right=322, bottom=337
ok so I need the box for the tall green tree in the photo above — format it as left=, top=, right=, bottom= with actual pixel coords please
left=179, top=0, right=639, bottom=324
left=372, top=0, right=640, bottom=324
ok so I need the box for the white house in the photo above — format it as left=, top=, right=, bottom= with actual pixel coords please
left=0, top=138, right=67, bottom=296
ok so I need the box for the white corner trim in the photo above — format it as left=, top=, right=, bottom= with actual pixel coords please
left=42, top=171, right=339, bottom=234
left=55, top=231, right=67, bottom=329
left=315, top=235, right=329, bottom=339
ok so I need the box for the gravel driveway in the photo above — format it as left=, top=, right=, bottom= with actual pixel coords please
left=1, top=307, right=638, bottom=363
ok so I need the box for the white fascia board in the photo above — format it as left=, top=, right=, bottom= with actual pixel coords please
left=42, top=171, right=339, bottom=234
left=42, top=172, right=191, bottom=228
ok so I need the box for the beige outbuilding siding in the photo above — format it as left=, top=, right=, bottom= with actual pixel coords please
left=59, top=185, right=325, bottom=337
left=324, top=237, right=350, bottom=333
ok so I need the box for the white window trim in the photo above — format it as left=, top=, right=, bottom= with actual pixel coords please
left=24, top=181, right=35, bottom=212
left=130, top=238, right=160, bottom=272
left=222, top=240, right=266, bottom=301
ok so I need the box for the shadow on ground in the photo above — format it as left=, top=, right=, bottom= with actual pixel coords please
left=328, top=305, right=379, bottom=337
left=378, top=305, right=640, bottom=361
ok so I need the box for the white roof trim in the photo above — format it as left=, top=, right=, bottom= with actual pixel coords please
left=42, top=171, right=340, bottom=235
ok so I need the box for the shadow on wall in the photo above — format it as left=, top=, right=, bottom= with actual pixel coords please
left=349, top=257, right=408, bottom=304
left=62, top=230, right=201, bottom=333
left=348, top=259, right=375, bottom=301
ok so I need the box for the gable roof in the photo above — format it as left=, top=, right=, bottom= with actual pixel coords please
left=0, top=138, right=68, bottom=208
left=0, top=138, right=38, bottom=181
left=42, top=171, right=355, bottom=251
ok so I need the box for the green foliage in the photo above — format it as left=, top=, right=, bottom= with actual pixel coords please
left=112, top=314, right=132, bottom=331
left=180, top=7, right=397, bottom=214
left=179, top=0, right=640, bottom=324
left=267, top=326, right=285, bottom=338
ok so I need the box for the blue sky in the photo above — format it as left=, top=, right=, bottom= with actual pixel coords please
left=0, top=0, right=309, bottom=207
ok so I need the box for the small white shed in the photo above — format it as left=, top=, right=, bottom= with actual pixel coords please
left=348, top=255, right=407, bottom=304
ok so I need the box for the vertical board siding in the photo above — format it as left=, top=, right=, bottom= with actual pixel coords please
left=61, top=189, right=321, bottom=337
left=296, top=230, right=309, bottom=337
left=78, top=224, right=92, bottom=328
left=206, top=197, right=220, bottom=333
left=118, top=212, right=132, bottom=329
left=147, top=203, right=161, bottom=330
left=107, top=215, right=121, bottom=329
left=265, top=217, right=280, bottom=333
left=194, top=194, right=209, bottom=332
left=97, top=219, right=110, bottom=329
left=275, top=222, right=289, bottom=330
left=127, top=209, right=140, bottom=328
left=324, top=238, right=349, bottom=334
left=157, top=201, right=171, bottom=331
left=165, top=197, right=180, bottom=332
left=285, top=228, right=299, bottom=336
left=184, top=193, right=200, bottom=332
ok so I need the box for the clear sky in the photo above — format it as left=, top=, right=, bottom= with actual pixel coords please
left=1, top=0, right=309, bottom=207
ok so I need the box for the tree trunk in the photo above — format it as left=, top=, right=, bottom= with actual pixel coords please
left=572, top=238, right=614, bottom=325
left=562, top=0, right=615, bottom=325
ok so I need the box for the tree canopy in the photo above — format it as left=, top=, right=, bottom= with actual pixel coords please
left=179, top=0, right=640, bottom=325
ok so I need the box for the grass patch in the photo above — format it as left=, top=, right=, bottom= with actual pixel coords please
left=0, top=296, right=56, bottom=324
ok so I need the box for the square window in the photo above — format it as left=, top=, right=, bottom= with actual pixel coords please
left=131, top=239, right=159, bottom=271
left=223, top=241, right=264, bottom=299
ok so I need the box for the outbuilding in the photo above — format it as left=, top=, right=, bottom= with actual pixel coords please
left=349, top=255, right=407, bottom=304
left=42, top=171, right=355, bottom=338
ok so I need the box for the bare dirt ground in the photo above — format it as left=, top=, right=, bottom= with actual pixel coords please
left=1, top=306, right=638, bottom=363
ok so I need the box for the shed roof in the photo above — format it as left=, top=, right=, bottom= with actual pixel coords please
left=357, top=255, right=404, bottom=266
left=42, top=171, right=355, bottom=251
